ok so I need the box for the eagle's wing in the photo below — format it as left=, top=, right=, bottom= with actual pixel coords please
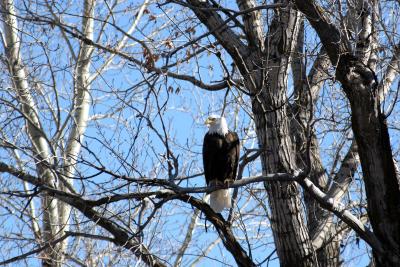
left=226, top=131, right=240, bottom=181
left=202, top=133, right=213, bottom=185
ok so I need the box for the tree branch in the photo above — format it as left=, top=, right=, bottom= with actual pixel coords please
left=292, top=0, right=349, bottom=65
left=378, top=43, right=400, bottom=102
left=1, top=160, right=392, bottom=263
left=0, top=161, right=167, bottom=267
left=236, top=0, right=264, bottom=51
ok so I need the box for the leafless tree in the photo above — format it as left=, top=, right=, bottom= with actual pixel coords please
left=0, top=0, right=399, bottom=266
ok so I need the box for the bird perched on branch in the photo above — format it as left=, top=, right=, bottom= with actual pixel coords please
left=203, top=115, right=240, bottom=213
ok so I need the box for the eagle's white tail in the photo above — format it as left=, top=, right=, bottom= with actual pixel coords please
left=210, top=189, right=231, bottom=213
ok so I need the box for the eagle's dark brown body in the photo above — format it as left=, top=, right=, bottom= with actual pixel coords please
left=202, top=131, right=240, bottom=187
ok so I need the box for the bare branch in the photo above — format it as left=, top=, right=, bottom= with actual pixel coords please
left=378, top=43, right=400, bottom=102
left=298, top=177, right=388, bottom=260
left=173, top=208, right=201, bottom=267
left=0, top=160, right=386, bottom=263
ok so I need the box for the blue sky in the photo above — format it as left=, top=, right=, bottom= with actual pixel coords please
left=1, top=0, right=400, bottom=266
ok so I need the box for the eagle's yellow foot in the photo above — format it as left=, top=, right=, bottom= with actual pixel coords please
left=224, top=179, right=234, bottom=187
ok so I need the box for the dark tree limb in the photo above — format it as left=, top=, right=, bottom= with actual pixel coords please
left=293, top=1, right=400, bottom=265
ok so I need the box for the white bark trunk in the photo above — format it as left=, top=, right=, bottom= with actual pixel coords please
left=0, top=1, right=60, bottom=265
left=59, top=0, right=96, bottom=256
left=13, top=150, right=41, bottom=242
left=378, top=45, right=400, bottom=102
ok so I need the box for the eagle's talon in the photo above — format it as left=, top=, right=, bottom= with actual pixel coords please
left=224, top=179, right=234, bottom=188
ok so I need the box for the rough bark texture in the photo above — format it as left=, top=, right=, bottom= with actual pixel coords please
left=255, top=6, right=318, bottom=266
left=294, top=0, right=400, bottom=265
left=187, top=0, right=318, bottom=265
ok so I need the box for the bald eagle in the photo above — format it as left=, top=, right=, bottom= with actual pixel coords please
left=203, top=115, right=240, bottom=213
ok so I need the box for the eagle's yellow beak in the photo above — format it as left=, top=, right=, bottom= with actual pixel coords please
left=205, top=117, right=214, bottom=125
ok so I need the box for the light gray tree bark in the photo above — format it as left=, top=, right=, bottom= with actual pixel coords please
left=58, top=0, right=95, bottom=258
left=0, top=1, right=151, bottom=265
left=0, top=1, right=61, bottom=265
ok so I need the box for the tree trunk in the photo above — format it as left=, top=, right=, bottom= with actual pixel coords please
left=247, top=4, right=318, bottom=266
left=59, top=0, right=95, bottom=257
left=293, top=0, right=400, bottom=265
left=187, top=0, right=318, bottom=265
left=0, top=1, right=61, bottom=265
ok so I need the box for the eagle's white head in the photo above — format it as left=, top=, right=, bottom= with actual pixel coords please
left=205, top=115, right=229, bottom=136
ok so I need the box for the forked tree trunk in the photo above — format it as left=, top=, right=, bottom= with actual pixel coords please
left=247, top=5, right=318, bottom=266
left=187, top=0, right=318, bottom=265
